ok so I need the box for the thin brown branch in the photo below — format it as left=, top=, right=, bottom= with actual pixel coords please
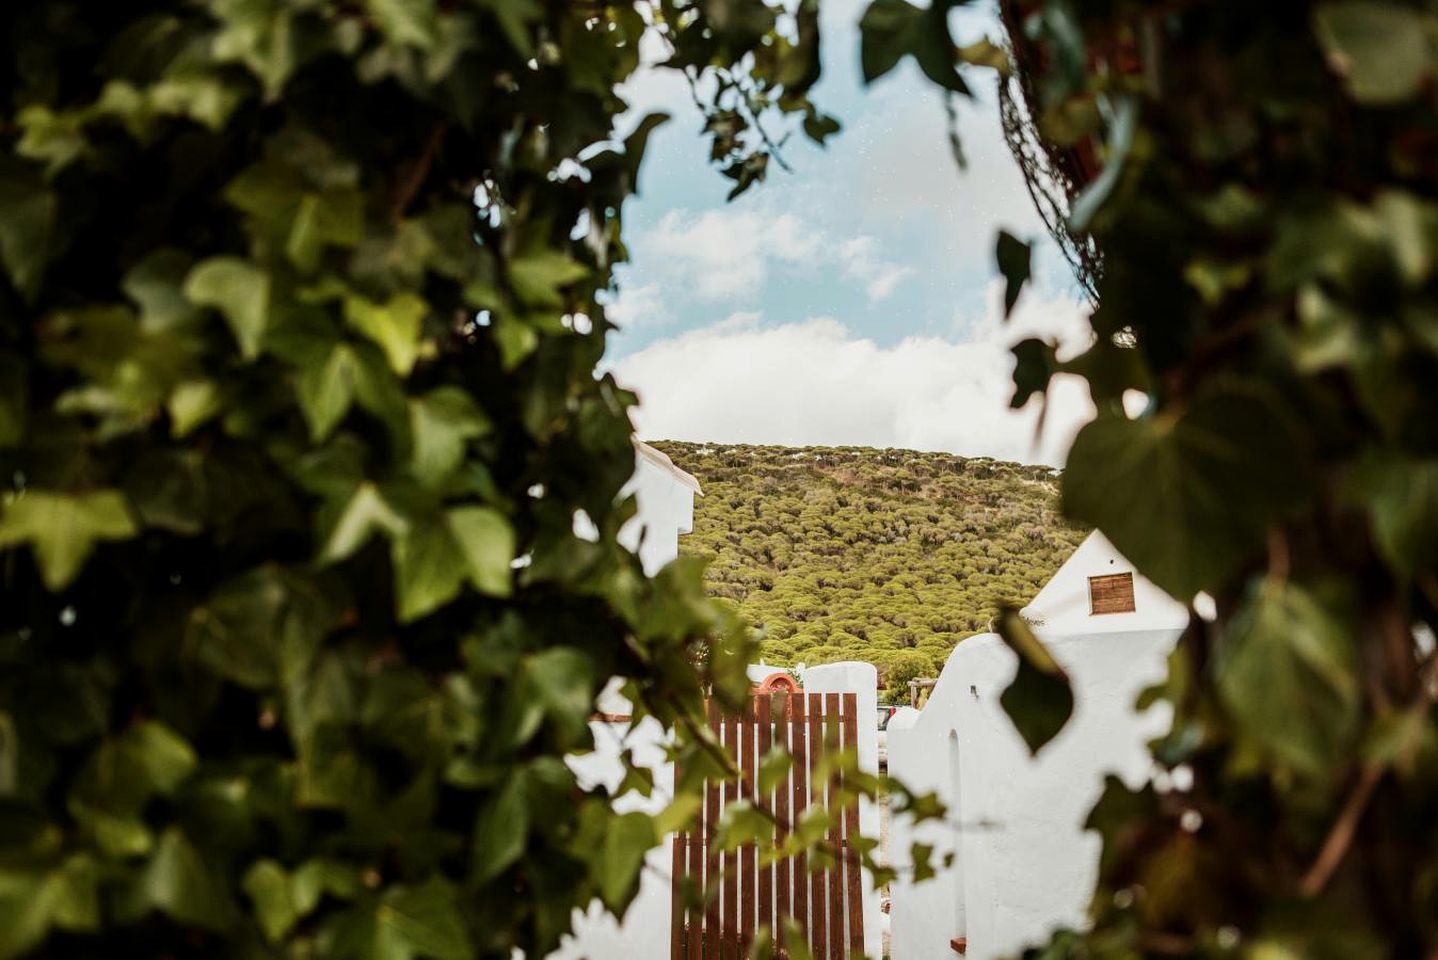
left=1299, top=763, right=1383, bottom=897
left=391, top=123, right=448, bottom=222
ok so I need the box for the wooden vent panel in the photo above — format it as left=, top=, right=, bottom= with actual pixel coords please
left=1088, top=573, right=1136, bottom=615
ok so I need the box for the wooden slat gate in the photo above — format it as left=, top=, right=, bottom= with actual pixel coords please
left=671, top=692, right=864, bottom=960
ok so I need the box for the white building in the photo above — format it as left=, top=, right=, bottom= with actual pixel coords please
left=887, top=532, right=1187, bottom=960
left=620, top=441, right=703, bottom=575
left=555, top=444, right=881, bottom=960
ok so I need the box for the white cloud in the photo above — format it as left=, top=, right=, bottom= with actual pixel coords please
left=613, top=284, right=1095, bottom=466
left=836, top=236, right=916, bottom=303
left=639, top=207, right=914, bottom=303
left=603, top=281, right=669, bottom=330
left=644, top=208, right=822, bottom=299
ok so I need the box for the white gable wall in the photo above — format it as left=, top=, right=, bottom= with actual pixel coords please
left=1021, top=531, right=1187, bottom=635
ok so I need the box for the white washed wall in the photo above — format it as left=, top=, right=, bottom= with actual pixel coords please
left=888, top=629, right=1179, bottom=960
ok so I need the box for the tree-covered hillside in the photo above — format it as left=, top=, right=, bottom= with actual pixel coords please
left=655, top=443, right=1087, bottom=697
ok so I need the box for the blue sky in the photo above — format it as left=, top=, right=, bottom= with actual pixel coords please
left=605, top=0, right=1095, bottom=466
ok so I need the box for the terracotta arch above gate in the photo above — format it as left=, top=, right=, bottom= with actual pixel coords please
left=755, top=672, right=799, bottom=694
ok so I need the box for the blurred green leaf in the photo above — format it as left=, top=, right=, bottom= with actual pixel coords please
left=1352, top=455, right=1438, bottom=576
left=391, top=515, right=467, bottom=623
left=593, top=811, right=656, bottom=911
left=445, top=506, right=514, bottom=597
left=995, top=606, right=1073, bottom=754
left=345, top=294, right=426, bottom=377
left=1064, top=389, right=1312, bottom=600
left=1215, top=581, right=1359, bottom=776
left=1314, top=3, right=1436, bottom=104
left=411, top=388, right=491, bottom=487
left=132, top=827, right=231, bottom=931
left=185, top=257, right=271, bottom=360
left=471, top=775, right=527, bottom=882
left=0, top=490, right=138, bottom=590
left=0, top=168, right=56, bottom=301
left=509, top=252, right=588, bottom=308
left=323, top=483, right=409, bottom=564
left=996, top=230, right=1031, bottom=317
left=0, top=855, right=100, bottom=960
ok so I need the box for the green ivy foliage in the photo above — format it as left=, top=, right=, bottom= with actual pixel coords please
left=0, top=2, right=842, bottom=958
left=657, top=442, right=1087, bottom=699
left=861, top=0, right=1438, bottom=955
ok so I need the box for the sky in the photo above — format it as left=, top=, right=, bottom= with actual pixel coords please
left=603, top=0, right=1095, bottom=466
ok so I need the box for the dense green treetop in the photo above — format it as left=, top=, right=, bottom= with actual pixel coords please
left=656, top=442, right=1086, bottom=698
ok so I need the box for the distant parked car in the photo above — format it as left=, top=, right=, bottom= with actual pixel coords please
left=876, top=704, right=899, bottom=730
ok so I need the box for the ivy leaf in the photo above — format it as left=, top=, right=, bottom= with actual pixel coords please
left=994, top=606, right=1073, bottom=754
left=322, top=483, right=409, bottom=564
left=996, top=230, right=1031, bottom=317
left=132, top=827, right=231, bottom=931
left=364, top=0, right=438, bottom=49
left=210, top=0, right=297, bottom=100
left=1350, top=455, right=1438, bottom=576
left=509, top=251, right=589, bottom=308
left=1314, top=2, right=1436, bottom=104
left=0, top=490, right=138, bottom=590
left=859, top=0, right=923, bottom=84
left=298, top=344, right=360, bottom=441
left=525, top=648, right=597, bottom=747
left=391, top=516, right=466, bottom=623
left=757, top=747, right=794, bottom=794
left=374, top=878, right=474, bottom=960
left=285, top=190, right=365, bottom=273
left=445, top=506, right=514, bottom=597
left=593, top=811, right=656, bottom=911
left=187, top=567, right=287, bottom=688
left=859, top=0, right=968, bottom=93
left=957, top=38, right=1012, bottom=76
left=1063, top=389, right=1312, bottom=601
left=1010, top=338, right=1057, bottom=410
left=345, top=294, right=427, bottom=376
left=1215, top=581, right=1359, bottom=776
left=0, top=854, right=100, bottom=959
left=471, top=775, right=528, bottom=882
left=167, top=380, right=222, bottom=437
left=802, top=112, right=842, bottom=145
left=410, top=388, right=491, bottom=487
left=185, top=257, right=271, bottom=360
left=243, top=860, right=302, bottom=943
left=0, top=169, right=57, bottom=301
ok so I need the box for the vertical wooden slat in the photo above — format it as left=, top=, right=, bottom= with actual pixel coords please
left=741, top=697, right=758, bottom=955
left=705, top=699, right=722, bottom=960
left=808, top=694, right=828, bottom=960
left=774, top=692, right=792, bottom=949
left=841, top=694, right=865, bottom=958
left=672, top=752, right=686, bottom=960
left=790, top=691, right=809, bottom=944
left=723, top=709, right=739, bottom=959
left=688, top=738, right=705, bottom=960
left=757, top=693, right=774, bottom=946
left=825, top=693, right=844, bottom=960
